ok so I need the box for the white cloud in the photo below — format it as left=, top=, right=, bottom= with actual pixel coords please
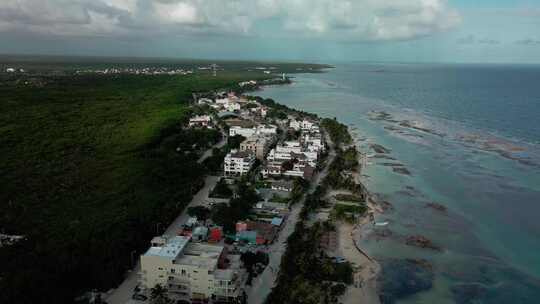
left=0, top=0, right=461, bottom=41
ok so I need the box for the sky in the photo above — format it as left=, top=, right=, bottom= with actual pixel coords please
left=0, top=0, right=540, bottom=63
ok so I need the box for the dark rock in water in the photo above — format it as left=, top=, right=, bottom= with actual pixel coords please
left=451, top=283, right=489, bottom=304
left=370, top=144, right=391, bottom=154
left=373, top=228, right=393, bottom=238
left=425, top=202, right=447, bottom=213
left=368, top=111, right=394, bottom=121
left=399, top=120, right=445, bottom=137
left=379, top=200, right=394, bottom=211
left=378, top=258, right=435, bottom=304
left=372, top=154, right=397, bottom=160
left=370, top=197, right=394, bottom=211
left=393, top=167, right=411, bottom=175
left=405, top=235, right=441, bottom=251
left=379, top=162, right=404, bottom=167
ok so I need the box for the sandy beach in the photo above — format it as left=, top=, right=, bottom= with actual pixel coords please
left=337, top=207, right=381, bottom=304
left=337, top=140, right=382, bottom=304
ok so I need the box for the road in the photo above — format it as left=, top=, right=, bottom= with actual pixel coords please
left=104, top=133, right=226, bottom=304
left=246, top=130, right=336, bottom=304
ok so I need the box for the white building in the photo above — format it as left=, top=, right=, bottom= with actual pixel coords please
left=139, top=236, right=245, bottom=302
left=215, top=98, right=230, bottom=105
left=188, top=115, right=213, bottom=128
left=257, top=124, right=278, bottom=136
left=224, top=150, right=256, bottom=176
left=197, top=98, right=213, bottom=105
left=290, top=119, right=317, bottom=131
left=275, top=141, right=302, bottom=154
left=229, top=126, right=257, bottom=138
left=229, top=124, right=278, bottom=138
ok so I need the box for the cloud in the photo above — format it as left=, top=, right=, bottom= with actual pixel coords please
left=0, top=0, right=461, bottom=42
left=456, top=35, right=500, bottom=45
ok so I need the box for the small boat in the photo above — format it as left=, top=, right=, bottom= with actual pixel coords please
left=375, top=221, right=389, bottom=226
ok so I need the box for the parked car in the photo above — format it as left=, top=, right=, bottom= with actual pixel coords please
left=132, top=294, right=147, bottom=301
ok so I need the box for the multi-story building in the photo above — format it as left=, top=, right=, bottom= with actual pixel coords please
left=229, top=124, right=278, bottom=138
left=224, top=150, right=256, bottom=176
left=256, top=124, right=278, bottom=136
left=240, top=136, right=270, bottom=160
left=139, top=236, right=246, bottom=302
left=290, top=119, right=317, bottom=131
left=188, top=115, right=213, bottom=129
left=229, top=126, right=257, bottom=138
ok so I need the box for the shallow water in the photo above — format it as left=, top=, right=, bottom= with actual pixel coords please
left=260, top=63, right=540, bottom=303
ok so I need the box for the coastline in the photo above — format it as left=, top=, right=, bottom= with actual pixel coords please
left=257, top=80, right=384, bottom=303
left=338, top=141, right=383, bottom=304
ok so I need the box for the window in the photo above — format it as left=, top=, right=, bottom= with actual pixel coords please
left=181, top=269, right=186, bottom=275
left=171, top=269, right=175, bottom=273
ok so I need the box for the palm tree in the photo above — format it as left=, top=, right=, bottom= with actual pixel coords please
left=150, top=284, right=170, bottom=304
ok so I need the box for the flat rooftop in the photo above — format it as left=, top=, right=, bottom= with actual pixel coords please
left=144, top=236, right=190, bottom=259
left=174, top=243, right=224, bottom=268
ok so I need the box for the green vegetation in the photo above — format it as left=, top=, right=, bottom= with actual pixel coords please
left=266, top=220, right=353, bottom=304
left=227, top=134, right=246, bottom=149
left=209, top=178, right=234, bottom=199
left=210, top=181, right=260, bottom=233
left=0, top=72, right=264, bottom=304
left=187, top=206, right=211, bottom=221
left=331, top=203, right=368, bottom=223
left=322, top=147, right=365, bottom=197
left=334, top=194, right=364, bottom=203
left=267, top=114, right=366, bottom=304
left=321, top=118, right=352, bottom=147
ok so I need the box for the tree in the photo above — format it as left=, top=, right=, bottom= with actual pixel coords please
left=150, top=284, right=170, bottom=304
left=227, top=135, right=246, bottom=149
left=187, top=206, right=211, bottom=221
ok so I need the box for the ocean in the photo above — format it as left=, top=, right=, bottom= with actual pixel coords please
left=260, top=63, right=540, bottom=303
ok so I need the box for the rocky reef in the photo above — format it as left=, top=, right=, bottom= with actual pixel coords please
left=378, top=258, right=435, bottom=304
left=405, top=235, right=441, bottom=251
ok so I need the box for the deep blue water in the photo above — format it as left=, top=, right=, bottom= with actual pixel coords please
left=260, top=63, right=540, bottom=303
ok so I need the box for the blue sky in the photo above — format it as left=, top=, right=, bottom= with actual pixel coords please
left=0, top=0, right=539, bottom=63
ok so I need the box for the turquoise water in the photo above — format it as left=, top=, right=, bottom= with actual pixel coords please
left=260, top=64, right=540, bottom=303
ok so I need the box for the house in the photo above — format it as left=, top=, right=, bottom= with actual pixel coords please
left=208, top=227, right=223, bottom=243
left=192, top=226, right=208, bottom=242
left=215, top=97, right=230, bottom=105
left=229, top=126, right=257, bottom=138
left=261, top=163, right=282, bottom=178
left=188, top=115, right=213, bottom=128
left=224, top=150, right=256, bottom=176
left=139, top=236, right=246, bottom=303
left=240, top=136, right=270, bottom=160
left=256, top=124, right=278, bottom=136
left=197, top=98, right=213, bottom=105
left=290, top=119, right=317, bottom=131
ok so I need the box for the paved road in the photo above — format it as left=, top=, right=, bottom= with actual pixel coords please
left=197, top=134, right=227, bottom=164
left=105, top=176, right=220, bottom=304
left=104, top=134, right=226, bottom=304
left=246, top=131, right=336, bottom=304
